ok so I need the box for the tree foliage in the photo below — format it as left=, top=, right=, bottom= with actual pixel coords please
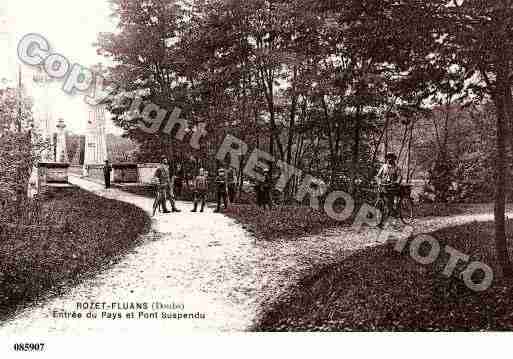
left=95, top=0, right=513, bottom=275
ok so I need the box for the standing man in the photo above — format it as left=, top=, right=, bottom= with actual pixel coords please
left=227, top=167, right=236, bottom=204
left=174, top=165, right=184, bottom=199
left=376, top=152, right=401, bottom=216
left=261, top=168, right=274, bottom=210
left=191, top=167, right=208, bottom=212
left=155, top=157, right=181, bottom=213
left=255, top=180, right=263, bottom=207
left=103, top=160, right=112, bottom=189
left=214, top=167, right=228, bottom=213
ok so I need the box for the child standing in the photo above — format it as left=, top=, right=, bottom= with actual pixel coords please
left=214, top=167, right=228, bottom=213
left=191, top=168, right=209, bottom=212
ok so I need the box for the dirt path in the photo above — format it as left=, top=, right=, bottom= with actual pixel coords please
left=0, top=177, right=259, bottom=334
left=0, top=178, right=505, bottom=334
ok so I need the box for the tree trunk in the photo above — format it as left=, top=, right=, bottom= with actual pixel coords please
left=406, top=120, right=414, bottom=183
left=371, top=115, right=390, bottom=163
left=493, top=82, right=513, bottom=277
left=351, top=106, right=362, bottom=195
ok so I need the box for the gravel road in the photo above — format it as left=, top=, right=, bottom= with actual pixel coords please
left=0, top=177, right=505, bottom=334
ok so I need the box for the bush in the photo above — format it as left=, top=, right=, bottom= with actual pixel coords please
left=0, top=187, right=151, bottom=320
left=0, top=132, right=32, bottom=206
left=256, top=220, right=513, bottom=331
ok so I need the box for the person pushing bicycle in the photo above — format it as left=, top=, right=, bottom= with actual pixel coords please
left=376, top=152, right=402, bottom=215
left=154, top=157, right=181, bottom=214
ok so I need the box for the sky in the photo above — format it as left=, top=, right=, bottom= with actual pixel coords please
left=0, top=0, right=121, bottom=135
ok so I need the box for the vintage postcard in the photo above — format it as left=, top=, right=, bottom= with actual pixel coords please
left=0, top=0, right=512, bottom=356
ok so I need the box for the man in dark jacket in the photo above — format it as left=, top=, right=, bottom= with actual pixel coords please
left=254, top=180, right=263, bottom=207
left=261, top=168, right=274, bottom=210
left=227, top=168, right=236, bottom=204
left=174, top=166, right=184, bottom=199
left=214, top=167, right=228, bottom=213
left=155, top=157, right=181, bottom=213
left=103, top=160, right=112, bottom=189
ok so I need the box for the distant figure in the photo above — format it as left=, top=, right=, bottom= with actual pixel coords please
left=174, top=167, right=184, bottom=199
left=376, top=152, right=401, bottom=187
left=261, top=168, right=274, bottom=210
left=255, top=180, right=263, bottom=207
left=82, top=164, right=88, bottom=178
left=227, top=168, right=236, bottom=204
left=103, top=160, right=112, bottom=189
left=214, top=167, right=228, bottom=213
left=191, top=167, right=209, bottom=212
left=155, top=157, right=181, bottom=213
left=376, top=152, right=401, bottom=216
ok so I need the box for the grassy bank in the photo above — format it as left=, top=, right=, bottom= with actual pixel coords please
left=224, top=202, right=473, bottom=241
left=225, top=204, right=347, bottom=240
left=0, top=186, right=151, bottom=320
left=256, top=220, right=513, bottom=331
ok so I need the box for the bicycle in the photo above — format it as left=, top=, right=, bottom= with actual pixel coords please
left=152, top=185, right=163, bottom=217
left=374, top=182, right=415, bottom=226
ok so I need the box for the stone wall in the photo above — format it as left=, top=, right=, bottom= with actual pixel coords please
left=86, top=164, right=108, bottom=183
left=69, top=164, right=83, bottom=176
left=81, top=163, right=159, bottom=185
left=38, top=163, right=70, bottom=184
left=137, top=163, right=160, bottom=184
left=113, top=163, right=138, bottom=183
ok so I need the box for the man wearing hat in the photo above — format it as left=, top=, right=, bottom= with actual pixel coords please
left=103, top=160, right=112, bottom=189
left=226, top=167, right=237, bottom=204
left=154, top=157, right=181, bottom=213
left=214, top=167, right=228, bottom=213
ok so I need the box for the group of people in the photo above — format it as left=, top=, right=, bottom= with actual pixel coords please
left=152, top=157, right=240, bottom=215
left=101, top=153, right=399, bottom=216
left=100, top=156, right=275, bottom=215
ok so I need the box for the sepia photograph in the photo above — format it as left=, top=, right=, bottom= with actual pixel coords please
left=0, top=0, right=512, bottom=356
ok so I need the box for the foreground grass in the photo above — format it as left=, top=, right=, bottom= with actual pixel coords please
left=256, top=220, right=513, bottom=331
left=225, top=204, right=347, bottom=240
left=0, top=187, right=151, bottom=320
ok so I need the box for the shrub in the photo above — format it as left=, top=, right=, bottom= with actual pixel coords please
left=0, top=132, right=32, bottom=206
left=0, top=187, right=151, bottom=320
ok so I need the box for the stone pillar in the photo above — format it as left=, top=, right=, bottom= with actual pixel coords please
left=34, top=69, right=55, bottom=162
left=55, top=118, right=68, bottom=163
left=84, top=104, right=108, bottom=165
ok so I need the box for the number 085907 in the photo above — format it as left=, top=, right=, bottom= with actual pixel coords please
left=13, top=343, right=45, bottom=351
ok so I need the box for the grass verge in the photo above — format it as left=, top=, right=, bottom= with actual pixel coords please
left=256, top=220, right=513, bottom=331
left=0, top=186, right=151, bottom=320
left=224, top=204, right=348, bottom=240
left=224, top=202, right=472, bottom=241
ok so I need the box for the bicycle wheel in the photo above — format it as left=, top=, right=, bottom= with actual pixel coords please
left=399, top=196, right=414, bottom=224
left=374, top=197, right=388, bottom=226
left=152, top=192, right=161, bottom=216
